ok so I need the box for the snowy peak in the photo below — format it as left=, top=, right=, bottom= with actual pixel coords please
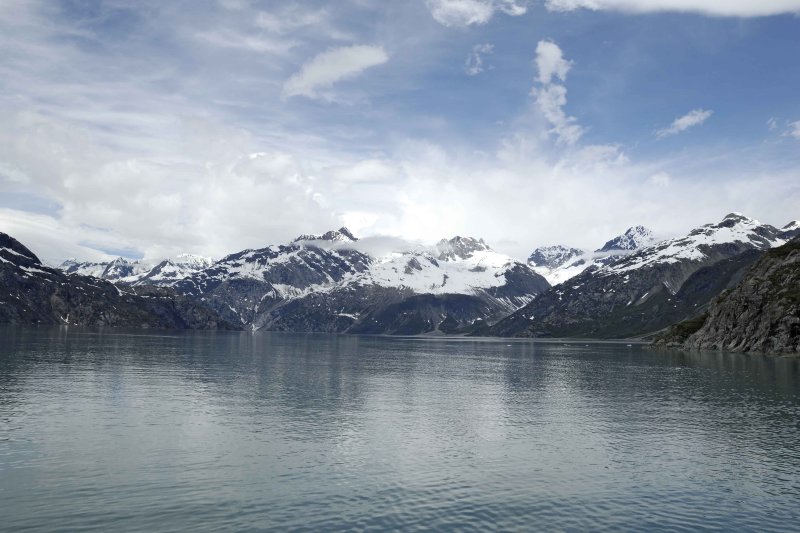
left=596, top=225, right=655, bottom=252
left=294, top=227, right=358, bottom=243
left=720, top=212, right=755, bottom=225
left=58, top=253, right=214, bottom=285
left=59, top=259, right=109, bottom=278
left=170, top=253, right=215, bottom=270
left=684, top=213, right=774, bottom=246
left=529, top=227, right=655, bottom=286
left=781, top=220, right=800, bottom=239
left=527, top=245, right=585, bottom=270
left=436, top=236, right=490, bottom=261
left=603, top=213, right=785, bottom=275
left=782, top=220, right=800, bottom=231
left=101, top=257, right=150, bottom=282
left=135, top=255, right=214, bottom=284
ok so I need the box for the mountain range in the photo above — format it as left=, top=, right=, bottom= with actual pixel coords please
left=490, top=213, right=799, bottom=339
left=2, top=214, right=798, bottom=348
left=170, top=230, right=550, bottom=334
left=60, top=253, right=214, bottom=285
left=527, top=225, right=657, bottom=285
left=0, top=233, right=229, bottom=329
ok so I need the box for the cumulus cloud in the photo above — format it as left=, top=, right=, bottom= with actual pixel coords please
left=465, top=43, right=494, bottom=75
left=655, top=109, right=713, bottom=138
left=283, top=45, right=388, bottom=99
left=544, top=0, right=800, bottom=17
left=426, top=0, right=528, bottom=27
left=531, top=41, right=585, bottom=145
left=535, top=40, right=572, bottom=84
left=0, top=111, right=340, bottom=262
left=328, top=136, right=800, bottom=261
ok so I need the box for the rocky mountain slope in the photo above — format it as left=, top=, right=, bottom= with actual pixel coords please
left=489, top=214, right=799, bottom=339
left=172, top=230, right=550, bottom=333
left=655, top=236, right=800, bottom=353
left=528, top=245, right=585, bottom=271
left=528, top=226, right=657, bottom=285
left=0, top=233, right=231, bottom=329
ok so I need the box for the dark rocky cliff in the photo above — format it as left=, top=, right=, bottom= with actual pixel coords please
left=684, top=237, right=799, bottom=353
left=654, top=237, right=800, bottom=353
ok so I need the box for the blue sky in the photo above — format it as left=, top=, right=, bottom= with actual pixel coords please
left=0, top=0, right=799, bottom=263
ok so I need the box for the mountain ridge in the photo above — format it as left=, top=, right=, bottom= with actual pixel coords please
left=654, top=236, right=800, bottom=353
left=0, top=233, right=231, bottom=329
left=486, top=213, right=797, bottom=339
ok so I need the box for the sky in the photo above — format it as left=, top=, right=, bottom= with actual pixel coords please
left=1, top=0, right=799, bottom=264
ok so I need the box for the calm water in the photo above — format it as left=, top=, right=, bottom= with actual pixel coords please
left=1, top=327, right=799, bottom=532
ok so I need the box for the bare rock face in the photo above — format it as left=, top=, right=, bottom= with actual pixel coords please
left=682, top=237, right=800, bottom=353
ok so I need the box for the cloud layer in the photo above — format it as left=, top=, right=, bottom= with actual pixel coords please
left=0, top=1, right=798, bottom=265
left=545, top=0, right=800, bottom=17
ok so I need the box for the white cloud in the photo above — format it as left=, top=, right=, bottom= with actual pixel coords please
left=426, top=0, right=528, bottom=27
left=465, top=43, right=494, bottom=75
left=531, top=41, right=585, bottom=145
left=0, top=110, right=340, bottom=262
left=655, top=109, right=713, bottom=138
left=336, top=136, right=800, bottom=261
left=544, top=0, right=800, bottom=17
left=535, top=40, right=572, bottom=84
left=283, top=45, right=388, bottom=99
left=789, top=121, right=800, bottom=140
left=0, top=209, right=119, bottom=265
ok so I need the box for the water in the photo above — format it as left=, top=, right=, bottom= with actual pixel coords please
left=1, top=327, right=799, bottom=532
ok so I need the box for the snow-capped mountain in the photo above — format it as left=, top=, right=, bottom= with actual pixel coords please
left=600, top=213, right=787, bottom=279
left=60, top=257, right=151, bottom=283
left=781, top=220, right=800, bottom=237
left=100, top=257, right=152, bottom=283
left=436, top=236, right=489, bottom=260
left=293, top=227, right=358, bottom=243
left=134, top=254, right=215, bottom=285
left=1, top=233, right=228, bottom=329
left=172, top=229, right=550, bottom=333
left=527, top=245, right=585, bottom=270
left=59, top=254, right=214, bottom=285
left=491, top=213, right=795, bottom=339
left=528, top=226, right=656, bottom=286
left=596, top=225, right=656, bottom=252
left=59, top=259, right=114, bottom=278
